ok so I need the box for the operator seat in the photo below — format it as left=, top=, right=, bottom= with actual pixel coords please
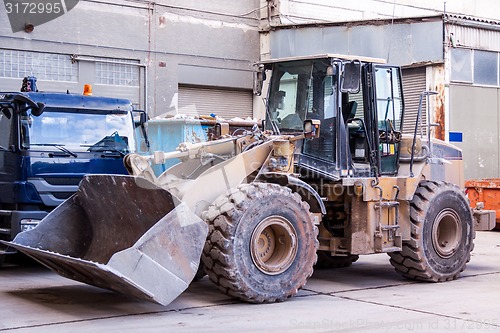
left=281, top=114, right=303, bottom=130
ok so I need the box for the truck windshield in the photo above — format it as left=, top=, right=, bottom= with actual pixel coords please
left=21, top=109, right=136, bottom=154
left=266, top=59, right=334, bottom=133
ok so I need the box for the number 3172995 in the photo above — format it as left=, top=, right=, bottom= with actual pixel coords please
left=5, top=2, right=63, bottom=14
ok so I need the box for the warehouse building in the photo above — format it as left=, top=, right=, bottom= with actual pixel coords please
left=0, top=0, right=260, bottom=119
left=260, top=13, right=500, bottom=179
left=2, top=0, right=500, bottom=178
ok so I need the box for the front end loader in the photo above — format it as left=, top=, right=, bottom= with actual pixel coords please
left=3, top=54, right=495, bottom=306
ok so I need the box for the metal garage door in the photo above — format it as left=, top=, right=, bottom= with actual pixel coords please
left=401, top=67, right=427, bottom=134
left=178, top=86, right=253, bottom=119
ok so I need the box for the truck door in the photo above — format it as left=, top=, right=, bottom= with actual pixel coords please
left=0, top=105, right=16, bottom=180
left=372, top=65, right=404, bottom=175
left=299, top=61, right=349, bottom=180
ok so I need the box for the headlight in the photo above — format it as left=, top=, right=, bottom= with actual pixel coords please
left=20, top=219, right=41, bottom=232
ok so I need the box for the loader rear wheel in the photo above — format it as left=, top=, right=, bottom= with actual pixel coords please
left=201, top=183, right=318, bottom=303
left=388, top=181, right=474, bottom=282
left=315, top=251, right=359, bottom=269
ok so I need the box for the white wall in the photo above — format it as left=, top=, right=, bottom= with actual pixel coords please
left=277, top=0, right=500, bottom=24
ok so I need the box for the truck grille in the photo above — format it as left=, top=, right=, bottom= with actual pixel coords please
left=52, top=192, right=74, bottom=200
left=0, top=210, right=12, bottom=238
left=43, top=177, right=82, bottom=186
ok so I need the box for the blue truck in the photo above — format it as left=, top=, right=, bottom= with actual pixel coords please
left=0, top=78, right=148, bottom=263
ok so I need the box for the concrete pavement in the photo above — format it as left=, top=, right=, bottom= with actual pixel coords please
left=0, top=231, right=499, bottom=332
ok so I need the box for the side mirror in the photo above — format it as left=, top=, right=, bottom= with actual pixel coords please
left=30, top=102, right=45, bottom=117
left=12, top=94, right=44, bottom=116
left=133, top=110, right=148, bottom=127
left=139, top=140, right=150, bottom=153
left=253, top=64, right=266, bottom=96
left=303, top=119, right=321, bottom=139
left=133, top=110, right=150, bottom=149
left=341, top=60, right=361, bottom=93
left=140, top=111, right=147, bottom=125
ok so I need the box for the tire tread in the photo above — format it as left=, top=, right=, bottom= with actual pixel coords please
left=201, top=183, right=318, bottom=303
left=388, top=180, right=474, bottom=282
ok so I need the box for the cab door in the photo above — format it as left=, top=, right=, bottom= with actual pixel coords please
left=372, top=65, right=404, bottom=175
left=0, top=104, right=20, bottom=198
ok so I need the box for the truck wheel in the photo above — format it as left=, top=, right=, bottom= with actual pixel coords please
left=315, top=251, right=359, bottom=269
left=201, top=183, right=318, bottom=303
left=389, top=181, right=474, bottom=282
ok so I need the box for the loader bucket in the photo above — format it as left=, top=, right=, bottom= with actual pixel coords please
left=2, top=175, right=208, bottom=306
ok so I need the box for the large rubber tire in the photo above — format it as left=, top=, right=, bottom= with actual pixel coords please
left=389, top=180, right=475, bottom=282
left=201, top=183, right=318, bottom=303
left=315, top=251, right=359, bottom=269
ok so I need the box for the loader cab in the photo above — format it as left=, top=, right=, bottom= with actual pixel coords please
left=262, top=55, right=404, bottom=179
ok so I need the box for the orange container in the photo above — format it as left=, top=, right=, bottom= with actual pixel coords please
left=466, top=179, right=500, bottom=230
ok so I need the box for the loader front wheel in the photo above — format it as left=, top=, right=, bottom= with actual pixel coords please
left=388, top=181, right=474, bottom=282
left=202, top=183, right=318, bottom=303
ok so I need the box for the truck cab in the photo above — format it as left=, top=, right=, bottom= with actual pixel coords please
left=259, top=54, right=404, bottom=180
left=0, top=87, right=146, bottom=260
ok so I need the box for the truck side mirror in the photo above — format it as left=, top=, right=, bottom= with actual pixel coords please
left=133, top=110, right=150, bottom=150
left=341, top=61, right=361, bottom=93
left=12, top=94, right=44, bottom=116
left=31, top=102, right=45, bottom=117
left=133, top=110, right=148, bottom=127
left=140, top=111, right=147, bottom=125
left=304, top=119, right=321, bottom=139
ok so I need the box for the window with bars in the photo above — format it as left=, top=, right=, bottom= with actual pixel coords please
left=95, top=58, right=140, bottom=86
left=0, top=49, right=77, bottom=82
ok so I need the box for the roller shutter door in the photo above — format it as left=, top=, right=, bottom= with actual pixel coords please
left=401, top=67, right=427, bottom=134
left=178, top=86, right=253, bottom=119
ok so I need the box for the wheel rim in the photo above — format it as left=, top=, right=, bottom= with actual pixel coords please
left=250, top=215, right=298, bottom=275
left=432, top=208, right=462, bottom=258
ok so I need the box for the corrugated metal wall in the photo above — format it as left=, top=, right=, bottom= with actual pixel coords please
left=448, top=23, right=500, bottom=52
left=401, top=67, right=427, bottom=134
